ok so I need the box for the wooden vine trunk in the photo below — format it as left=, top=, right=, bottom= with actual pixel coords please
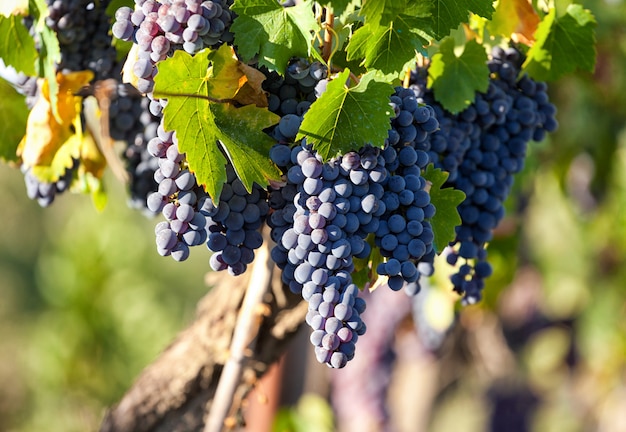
left=99, top=240, right=306, bottom=432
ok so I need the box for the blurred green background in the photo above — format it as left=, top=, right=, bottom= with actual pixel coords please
left=2, top=0, right=626, bottom=431
left=0, top=167, right=211, bottom=431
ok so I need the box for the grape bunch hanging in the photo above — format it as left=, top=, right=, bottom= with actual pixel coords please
left=6, top=0, right=568, bottom=369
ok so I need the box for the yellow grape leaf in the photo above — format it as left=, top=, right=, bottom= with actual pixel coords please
left=205, top=45, right=268, bottom=107
left=78, top=122, right=107, bottom=180
left=511, top=0, right=539, bottom=45
left=489, top=0, right=539, bottom=44
left=30, top=115, right=82, bottom=182
left=76, top=127, right=108, bottom=211
left=18, top=71, right=93, bottom=181
left=234, top=61, right=269, bottom=107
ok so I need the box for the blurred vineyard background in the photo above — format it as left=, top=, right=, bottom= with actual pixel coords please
left=2, top=0, right=626, bottom=431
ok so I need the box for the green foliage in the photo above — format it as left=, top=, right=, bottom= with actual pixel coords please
left=315, top=0, right=353, bottom=16
left=0, top=78, right=28, bottom=162
left=425, top=0, right=495, bottom=40
left=153, top=47, right=282, bottom=202
left=352, top=239, right=384, bottom=289
left=0, top=168, right=209, bottom=431
left=0, top=15, right=37, bottom=76
left=523, top=4, right=597, bottom=81
left=296, top=69, right=394, bottom=160
left=230, top=0, right=319, bottom=74
left=346, top=13, right=430, bottom=75
left=423, top=164, right=465, bottom=253
left=428, top=37, right=490, bottom=114
left=272, top=394, right=334, bottom=432
left=360, top=0, right=409, bottom=27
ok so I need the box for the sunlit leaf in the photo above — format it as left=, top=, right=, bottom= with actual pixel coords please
left=0, top=78, right=29, bottom=163
left=18, top=71, right=93, bottom=182
left=153, top=46, right=282, bottom=202
left=231, top=0, right=319, bottom=74
left=0, top=15, right=37, bottom=75
left=428, top=37, right=489, bottom=114
left=424, top=164, right=466, bottom=253
left=296, top=69, right=394, bottom=160
left=523, top=5, right=596, bottom=81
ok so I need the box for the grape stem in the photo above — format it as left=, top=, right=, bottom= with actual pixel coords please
left=82, top=79, right=130, bottom=183
left=203, top=241, right=273, bottom=432
left=322, top=11, right=335, bottom=64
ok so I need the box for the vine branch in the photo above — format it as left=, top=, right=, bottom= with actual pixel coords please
left=203, top=243, right=273, bottom=432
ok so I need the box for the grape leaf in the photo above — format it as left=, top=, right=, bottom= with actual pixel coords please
left=73, top=111, right=108, bottom=211
left=153, top=46, right=282, bottom=202
left=523, top=4, right=596, bottom=82
left=361, top=0, right=407, bottom=27
left=230, top=0, right=319, bottom=74
left=352, top=239, right=384, bottom=290
left=346, top=13, right=430, bottom=75
left=425, top=0, right=494, bottom=40
left=314, top=0, right=353, bottom=16
left=423, top=164, right=465, bottom=254
left=488, top=0, right=539, bottom=44
left=428, top=37, right=489, bottom=114
left=296, top=69, right=394, bottom=161
left=0, top=78, right=28, bottom=163
left=105, top=0, right=134, bottom=16
left=17, top=71, right=94, bottom=182
left=0, top=15, right=37, bottom=76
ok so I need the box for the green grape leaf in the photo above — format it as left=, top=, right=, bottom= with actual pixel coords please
left=105, top=0, right=134, bottom=16
left=361, top=0, right=407, bottom=27
left=425, top=0, right=494, bottom=40
left=428, top=37, right=489, bottom=114
left=315, top=0, right=353, bottom=16
left=423, top=164, right=465, bottom=254
left=346, top=13, right=429, bottom=76
left=523, top=4, right=596, bottom=81
left=0, top=15, right=37, bottom=76
left=352, top=237, right=384, bottom=290
left=230, top=0, right=319, bottom=74
left=0, top=78, right=28, bottom=162
left=153, top=47, right=282, bottom=202
left=296, top=69, right=394, bottom=161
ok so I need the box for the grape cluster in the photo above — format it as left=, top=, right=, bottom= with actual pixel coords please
left=268, top=139, right=393, bottom=368
left=264, top=75, right=445, bottom=366
left=146, top=124, right=209, bottom=261
left=44, top=0, right=118, bottom=80
left=332, top=287, right=412, bottom=431
left=202, top=166, right=270, bottom=276
left=410, top=47, right=558, bottom=303
left=375, top=87, right=439, bottom=295
left=145, top=118, right=269, bottom=271
left=109, top=85, right=162, bottom=212
left=22, top=159, right=78, bottom=207
left=261, top=58, right=328, bottom=122
left=112, top=0, right=234, bottom=97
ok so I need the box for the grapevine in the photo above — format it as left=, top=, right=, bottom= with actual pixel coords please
left=0, top=0, right=598, bottom=429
